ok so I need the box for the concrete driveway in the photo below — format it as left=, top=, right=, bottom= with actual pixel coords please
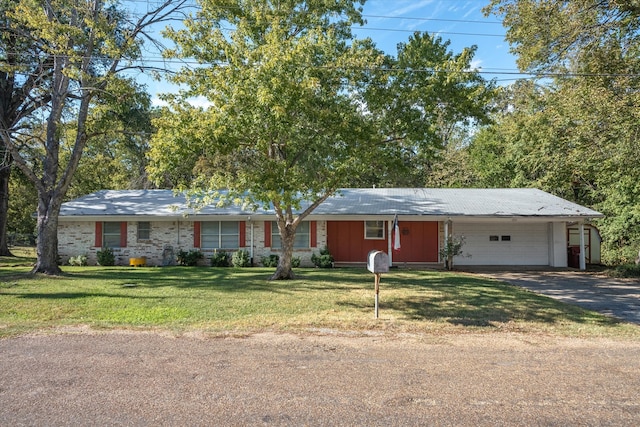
left=470, top=269, right=640, bottom=324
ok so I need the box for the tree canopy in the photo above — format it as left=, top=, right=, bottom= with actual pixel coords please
left=477, top=0, right=640, bottom=263
left=149, top=0, right=494, bottom=279
left=1, top=0, right=187, bottom=274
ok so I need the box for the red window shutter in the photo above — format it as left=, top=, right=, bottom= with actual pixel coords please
left=120, top=222, right=128, bottom=248
left=264, top=221, right=271, bottom=248
left=310, top=221, right=317, bottom=248
left=95, top=222, right=103, bottom=247
left=239, top=221, right=246, bottom=247
left=194, top=221, right=201, bottom=248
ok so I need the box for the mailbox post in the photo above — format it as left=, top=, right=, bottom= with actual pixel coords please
left=367, top=250, right=389, bottom=319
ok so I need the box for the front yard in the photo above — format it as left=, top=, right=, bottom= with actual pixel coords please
left=1, top=261, right=638, bottom=339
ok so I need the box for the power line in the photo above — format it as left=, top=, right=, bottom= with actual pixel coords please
left=353, top=27, right=505, bottom=38
left=5, top=52, right=638, bottom=81
left=361, top=13, right=502, bottom=25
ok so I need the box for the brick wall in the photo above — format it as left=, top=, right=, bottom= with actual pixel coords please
left=58, top=219, right=328, bottom=267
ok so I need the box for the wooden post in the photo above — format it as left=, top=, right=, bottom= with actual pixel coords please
left=374, top=273, right=380, bottom=319
left=367, top=250, right=388, bottom=319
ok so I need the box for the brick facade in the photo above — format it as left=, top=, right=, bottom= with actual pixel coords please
left=58, top=220, right=328, bottom=267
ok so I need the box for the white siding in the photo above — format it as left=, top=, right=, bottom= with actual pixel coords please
left=452, top=222, right=550, bottom=266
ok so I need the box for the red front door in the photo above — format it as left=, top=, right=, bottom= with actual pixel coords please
left=392, top=221, right=439, bottom=263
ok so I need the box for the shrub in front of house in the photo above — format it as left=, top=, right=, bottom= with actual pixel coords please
left=68, top=254, right=88, bottom=266
left=261, top=254, right=279, bottom=267
left=311, top=246, right=334, bottom=268
left=439, top=235, right=467, bottom=270
left=176, top=249, right=204, bottom=266
left=96, top=248, right=115, bottom=266
left=261, top=254, right=300, bottom=268
left=231, top=250, right=251, bottom=267
left=211, top=251, right=230, bottom=267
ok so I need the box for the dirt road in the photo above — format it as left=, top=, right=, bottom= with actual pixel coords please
left=2, top=329, right=639, bottom=426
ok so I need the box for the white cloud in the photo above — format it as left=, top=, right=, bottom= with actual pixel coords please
left=151, top=95, right=212, bottom=109
left=151, top=97, right=168, bottom=107
left=186, top=96, right=213, bottom=109
left=386, top=0, right=436, bottom=17
left=469, top=58, right=483, bottom=71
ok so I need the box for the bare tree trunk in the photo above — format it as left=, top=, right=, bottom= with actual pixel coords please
left=31, top=193, right=62, bottom=275
left=0, top=166, right=12, bottom=256
left=269, top=222, right=296, bottom=280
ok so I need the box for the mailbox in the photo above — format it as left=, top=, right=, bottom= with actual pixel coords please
left=367, top=250, right=389, bottom=274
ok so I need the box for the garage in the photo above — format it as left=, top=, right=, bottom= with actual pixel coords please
left=452, top=222, right=550, bottom=266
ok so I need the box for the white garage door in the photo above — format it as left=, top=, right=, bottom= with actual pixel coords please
left=453, top=222, right=549, bottom=266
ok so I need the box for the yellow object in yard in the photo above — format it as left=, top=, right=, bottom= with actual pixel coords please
left=129, top=257, right=146, bottom=267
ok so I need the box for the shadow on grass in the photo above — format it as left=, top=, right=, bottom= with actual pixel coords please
left=384, top=273, right=621, bottom=327
left=2, top=291, right=169, bottom=300
left=0, top=266, right=623, bottom=327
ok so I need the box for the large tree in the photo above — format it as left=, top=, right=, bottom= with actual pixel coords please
left=0, top=0, right=186, bottom=274
left=148, top=1, right=495, bottom=279
left=149, top=0, right=387, bottom=280
left=0, top=0, right=51, bottom=256
left=364, top=33, right=495, bottom=187
left=480, top=0, right=640, bottom=263
left=67, top=83, right=157, bottom=199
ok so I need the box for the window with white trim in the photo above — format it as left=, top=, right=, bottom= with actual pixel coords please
left=271, top=221, right=310, bottom=249
left=365, top=221, right=385, bottom=239
left=201, top=221, right=239, bottom=249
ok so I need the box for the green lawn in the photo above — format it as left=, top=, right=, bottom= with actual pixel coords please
left=1, top=263, right=638, bottom=339
left=0, top=247, right=36, bottom=267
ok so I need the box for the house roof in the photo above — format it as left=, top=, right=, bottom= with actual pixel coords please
left=59, top=188, right=602, bottom=221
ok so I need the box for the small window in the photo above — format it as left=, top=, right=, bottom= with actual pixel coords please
left=138, top=222, right=151, bottom=241
left=501, top=235, right=511, bottom=241
left=489, top=235, right=499, bottom=241
left=365, top=221, right=385, bottom=239
left=103, top=222, right=122, bottom=248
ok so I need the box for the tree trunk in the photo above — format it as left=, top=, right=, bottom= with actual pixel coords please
left=0, top=166, right=13, bottom=256
left=269, top=223, right=296, bottom=280
left=31, top=194, right=62, bottom=275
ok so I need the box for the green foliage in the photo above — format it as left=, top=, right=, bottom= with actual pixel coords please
left=292, top=257, right=301, bottom=268
left=210, top=251, right=230, bottom=267
left=7, top=168, right=37, bottom=238
left=484, top=1, right=640, bottom=74
left=66, top=81, right=156, bottom=199
left=605, top=263, right=640, bottom=278
left=1, top=0, right=185, bottom=274
left=176, top=249, right=203, bottom=267
left=439, top=235, right=466, bottom=271
left=364, top=32, right=496, bottom=186
left=231, top=249, right=251, bottom=268
left=479, top=1, right=640, bottom=266
left=68, top=255, right=88, bottom=267
left=148, top=1, right=493, bottom=279
left=96, top=248, right=115, bottom=266
left=261, top=254, right=279, bottom=268
left=311, top=247, right=334, bottom=268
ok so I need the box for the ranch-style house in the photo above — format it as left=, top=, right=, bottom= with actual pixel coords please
left=58, top=188, right=603, bottom=269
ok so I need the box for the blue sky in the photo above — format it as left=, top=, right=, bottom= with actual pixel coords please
left=359, top=0, right=516, bottom=73
left=136, top=0, right=517, bottom=106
